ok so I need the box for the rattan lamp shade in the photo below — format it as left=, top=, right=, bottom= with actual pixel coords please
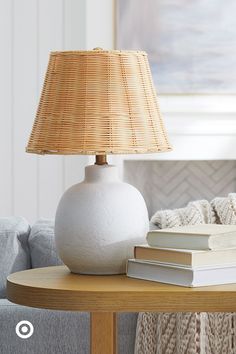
left=26, top=49, right=172, bottom=155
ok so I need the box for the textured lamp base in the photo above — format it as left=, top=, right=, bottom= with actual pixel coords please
left=55, top=164, right=149, bottom=274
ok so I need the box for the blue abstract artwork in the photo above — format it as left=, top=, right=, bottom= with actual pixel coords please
left=117, top=0, right=236, bottom=93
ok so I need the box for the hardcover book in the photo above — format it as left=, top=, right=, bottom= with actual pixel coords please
left=147, top=224, right=236, bottom=250
left=134, top=245, right=236, bottom=267
left=127, top=259, right=236, bottom=287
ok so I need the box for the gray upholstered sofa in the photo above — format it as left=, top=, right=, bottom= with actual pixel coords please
left=0, top=217, right=137, bottom=354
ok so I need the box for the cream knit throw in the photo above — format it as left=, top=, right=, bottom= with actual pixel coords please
left=135, top=193, right=236, bottom=354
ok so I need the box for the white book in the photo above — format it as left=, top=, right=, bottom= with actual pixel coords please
left=147, top=224, right=236, bottom=250
left=127, top=259, right=236, bottom=287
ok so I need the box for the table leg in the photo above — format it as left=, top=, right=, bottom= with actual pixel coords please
left=90, top=312, right=117, bottom=354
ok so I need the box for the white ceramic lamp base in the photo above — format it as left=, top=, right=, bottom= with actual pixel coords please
left=55, top=164, right=149, bottom=274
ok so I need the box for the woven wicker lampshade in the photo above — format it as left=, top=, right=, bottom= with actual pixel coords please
left=26, top=49, right=172, bottom=155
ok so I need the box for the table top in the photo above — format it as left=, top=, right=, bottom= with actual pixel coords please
left=7, top=265, right=236, bottom=312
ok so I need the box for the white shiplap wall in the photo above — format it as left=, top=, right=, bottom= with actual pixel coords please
left=0, top=0, right=114, bottom=222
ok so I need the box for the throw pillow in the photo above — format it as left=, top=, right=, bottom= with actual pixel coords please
left=0, top=216, right=31, bottom=298
left=29, top=219, right=63, bottom=268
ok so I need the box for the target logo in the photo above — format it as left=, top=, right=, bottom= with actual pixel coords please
left=15, top=321, right=34, bottom=339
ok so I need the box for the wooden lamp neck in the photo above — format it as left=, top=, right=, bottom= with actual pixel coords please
left=95, top=155, right=108, bottom=165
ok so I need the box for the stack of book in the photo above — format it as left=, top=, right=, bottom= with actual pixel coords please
left=127, top=224, right=236, bottom=287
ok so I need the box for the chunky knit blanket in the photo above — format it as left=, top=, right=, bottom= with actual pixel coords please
left=135, top=193, right=236, bottom=354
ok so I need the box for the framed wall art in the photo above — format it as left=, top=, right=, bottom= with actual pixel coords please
left=116, top=0, right=236, bottom=93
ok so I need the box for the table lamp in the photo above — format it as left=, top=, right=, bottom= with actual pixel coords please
left=26, top=49, right=172, bottom=274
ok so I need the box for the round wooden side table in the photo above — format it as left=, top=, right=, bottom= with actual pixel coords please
left=7, top=265, right=236, bottom=354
